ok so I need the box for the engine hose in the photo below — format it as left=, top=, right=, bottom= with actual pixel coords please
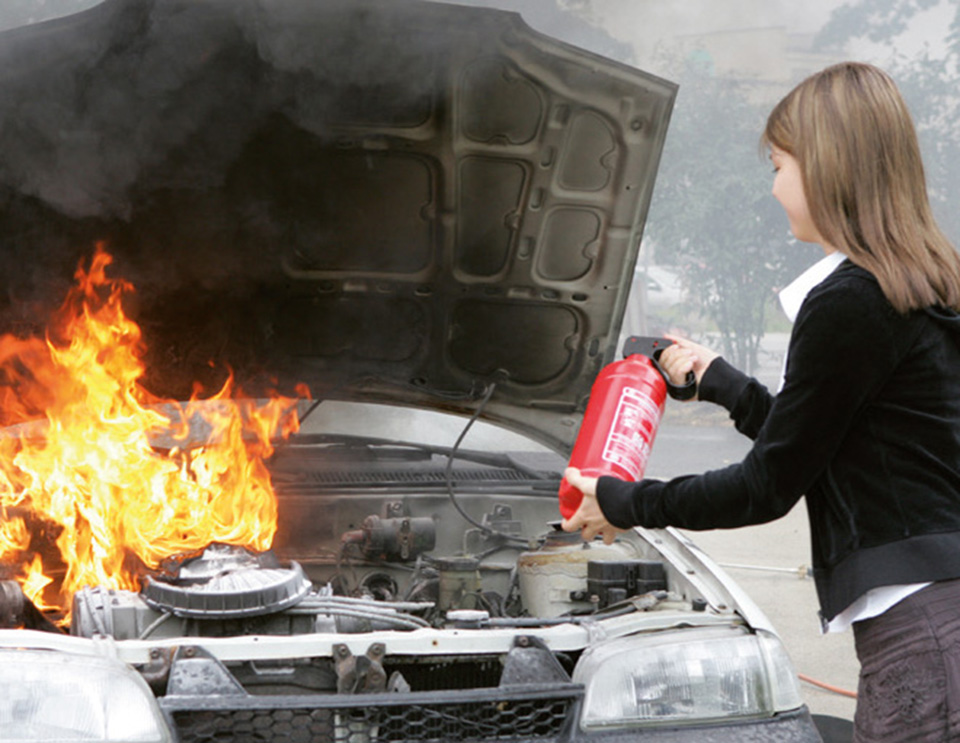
left=322, top=608, right=427, bottom=631
left=295, top=599, right=433, bottom=621
left=285, top=605, right=429, bottom=630
left=797, top=672, right=857, bottom=699
left=310, top=606, right=430, bottom=627
left=298, top=597, right=434, bottom=613
left=293, top=599, right=430, bottom=616
left=138, top=611, right=173, bottom=640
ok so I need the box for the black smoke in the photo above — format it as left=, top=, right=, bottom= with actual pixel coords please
left=0, top=0, right=492, bottom=398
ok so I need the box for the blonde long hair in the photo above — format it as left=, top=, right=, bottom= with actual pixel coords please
left=763, top=62, right=960, bottom=312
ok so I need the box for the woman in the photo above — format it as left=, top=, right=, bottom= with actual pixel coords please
left=562, top=62, right=960, bottom=741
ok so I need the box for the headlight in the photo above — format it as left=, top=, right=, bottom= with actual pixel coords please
left=573, top=625, right=804, bottom=729
left=0, top=648, right=171, bottom=742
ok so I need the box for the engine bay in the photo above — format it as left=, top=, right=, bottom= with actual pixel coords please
left=53, top=432, right=722, bottom=696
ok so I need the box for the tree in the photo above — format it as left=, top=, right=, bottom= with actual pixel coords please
left=815, top=0, right=960, bottom=245
left=644, top=56, right=819, bottom=373
left=815, top=0, right=954, bottom=52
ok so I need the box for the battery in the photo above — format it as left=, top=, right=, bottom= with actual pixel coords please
left=587, top=560, right=667, bottom=608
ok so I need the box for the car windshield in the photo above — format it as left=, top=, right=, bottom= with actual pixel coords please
left=296, top=400, right=554, bottom=455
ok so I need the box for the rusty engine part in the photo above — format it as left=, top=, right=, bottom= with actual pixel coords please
left=341, top=515, right=436, bottom=562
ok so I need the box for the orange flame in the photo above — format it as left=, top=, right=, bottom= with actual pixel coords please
left=21, top=554, right=54, bottom=611
left=0, top=516, right=29, bottom=561
left=0, top=245, right=306, bottom=615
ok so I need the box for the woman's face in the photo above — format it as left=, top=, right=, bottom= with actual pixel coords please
left=770, top=146, right=825, bottom=247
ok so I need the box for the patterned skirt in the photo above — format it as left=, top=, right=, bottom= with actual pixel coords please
left=853, top=578, right=960, bottom=742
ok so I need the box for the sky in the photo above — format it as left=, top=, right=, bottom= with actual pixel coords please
left=447, top=0, right=956, bottom=77
left=597, top=0, right=954, bottom=63
left=10, top=1, right=956, bottom=67
left=580, top=0, right=840, bottom=35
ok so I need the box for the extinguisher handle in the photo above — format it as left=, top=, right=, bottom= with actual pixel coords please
left=621, top=336, right=698, bottom=401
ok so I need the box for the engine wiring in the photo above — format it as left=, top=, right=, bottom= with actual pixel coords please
left=443, top=383, right=531, bottom=546
left=295, top=398, right=323, bottom=427
left=293, top=393, right=860, bottom=703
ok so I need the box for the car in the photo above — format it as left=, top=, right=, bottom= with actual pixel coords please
left=0, top=1, right=824, bottom=741
left=637, top=265, right=686, bottom=310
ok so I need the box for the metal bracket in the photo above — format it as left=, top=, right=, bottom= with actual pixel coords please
left=499, top=635, right=571, bottom=686
left=140, top=646, right=175, bottom=695
left=166, top=645, right=246, bottom=696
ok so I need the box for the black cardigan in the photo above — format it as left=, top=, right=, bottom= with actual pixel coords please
left=597, top=261, right=960, bottom=621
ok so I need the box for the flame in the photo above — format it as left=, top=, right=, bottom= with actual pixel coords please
left=0, top=244, right=306, bottom=616
left=0, top=516, right=29, bottom=561
left=21, top=554, right=54, bottom=611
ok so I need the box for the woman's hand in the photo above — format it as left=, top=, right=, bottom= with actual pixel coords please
left=659, top=334, right=720, bottom=399
left=560, top=467, right=624, bottom=544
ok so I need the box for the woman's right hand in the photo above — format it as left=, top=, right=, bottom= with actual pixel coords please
left=658, top=334, right=720, bottom=399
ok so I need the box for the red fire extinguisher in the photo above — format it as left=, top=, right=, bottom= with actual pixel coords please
left=558, top=336, right=696, bottom=520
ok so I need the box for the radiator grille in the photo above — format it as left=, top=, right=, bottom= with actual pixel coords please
left=163, top=685, right=579, bottom=743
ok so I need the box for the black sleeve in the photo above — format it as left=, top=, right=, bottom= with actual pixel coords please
left=596, top=274, right=904, bottom=531
left=698, top=357, right=775, bottom=440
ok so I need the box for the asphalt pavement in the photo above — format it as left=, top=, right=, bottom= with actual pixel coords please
left=644, top=333, right=859, bottom=724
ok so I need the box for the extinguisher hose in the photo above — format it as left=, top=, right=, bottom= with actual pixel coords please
left=797, top=672, right=858, bottom=699
left=444, top=382, right=529, bottom=545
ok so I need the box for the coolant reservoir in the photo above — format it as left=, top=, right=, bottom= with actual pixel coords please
left=518, top=530, right=640, bottom=618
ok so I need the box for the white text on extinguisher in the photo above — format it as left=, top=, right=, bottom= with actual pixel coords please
left=601, top=386, right=663, bottom=480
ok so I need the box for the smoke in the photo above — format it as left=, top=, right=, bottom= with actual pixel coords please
left=0, top=0, right=551, bottom=397
left=0, top=0, right=438, bottom=220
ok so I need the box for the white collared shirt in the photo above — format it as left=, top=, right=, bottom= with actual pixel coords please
left=776, top=251, right=929, bottom=633
left=776, top=251, right=847, bottom=391
left=778, top=251, right=848, bottom=323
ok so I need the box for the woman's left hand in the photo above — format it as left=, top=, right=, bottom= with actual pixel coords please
left=560, top=467, right=624, bottom=544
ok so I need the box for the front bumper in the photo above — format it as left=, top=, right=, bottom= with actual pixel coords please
left=162, top=684, right=821, bottom=743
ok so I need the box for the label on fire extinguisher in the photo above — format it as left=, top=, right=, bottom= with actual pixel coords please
left=601, top=386, right=662, bottom=480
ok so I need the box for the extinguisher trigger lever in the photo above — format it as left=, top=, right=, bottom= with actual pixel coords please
left=621, top=336, right=698, bottom=402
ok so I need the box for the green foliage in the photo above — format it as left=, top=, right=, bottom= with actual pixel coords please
left=645, top=58, right=819, bottom=373
left=815, top=0, right=960, bottom=244
left=815, top=0, right=944, bottom=48
left=642, top=3, right=960, bottom=375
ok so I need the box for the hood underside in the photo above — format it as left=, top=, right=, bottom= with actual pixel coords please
left=0, top=0, right=676, bottom=454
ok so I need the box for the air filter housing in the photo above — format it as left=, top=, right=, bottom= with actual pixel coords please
left=141, top=545, right=311, bottom=618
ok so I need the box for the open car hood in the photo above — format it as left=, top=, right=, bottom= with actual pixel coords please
left=0, top=0, right=676, bottom=455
